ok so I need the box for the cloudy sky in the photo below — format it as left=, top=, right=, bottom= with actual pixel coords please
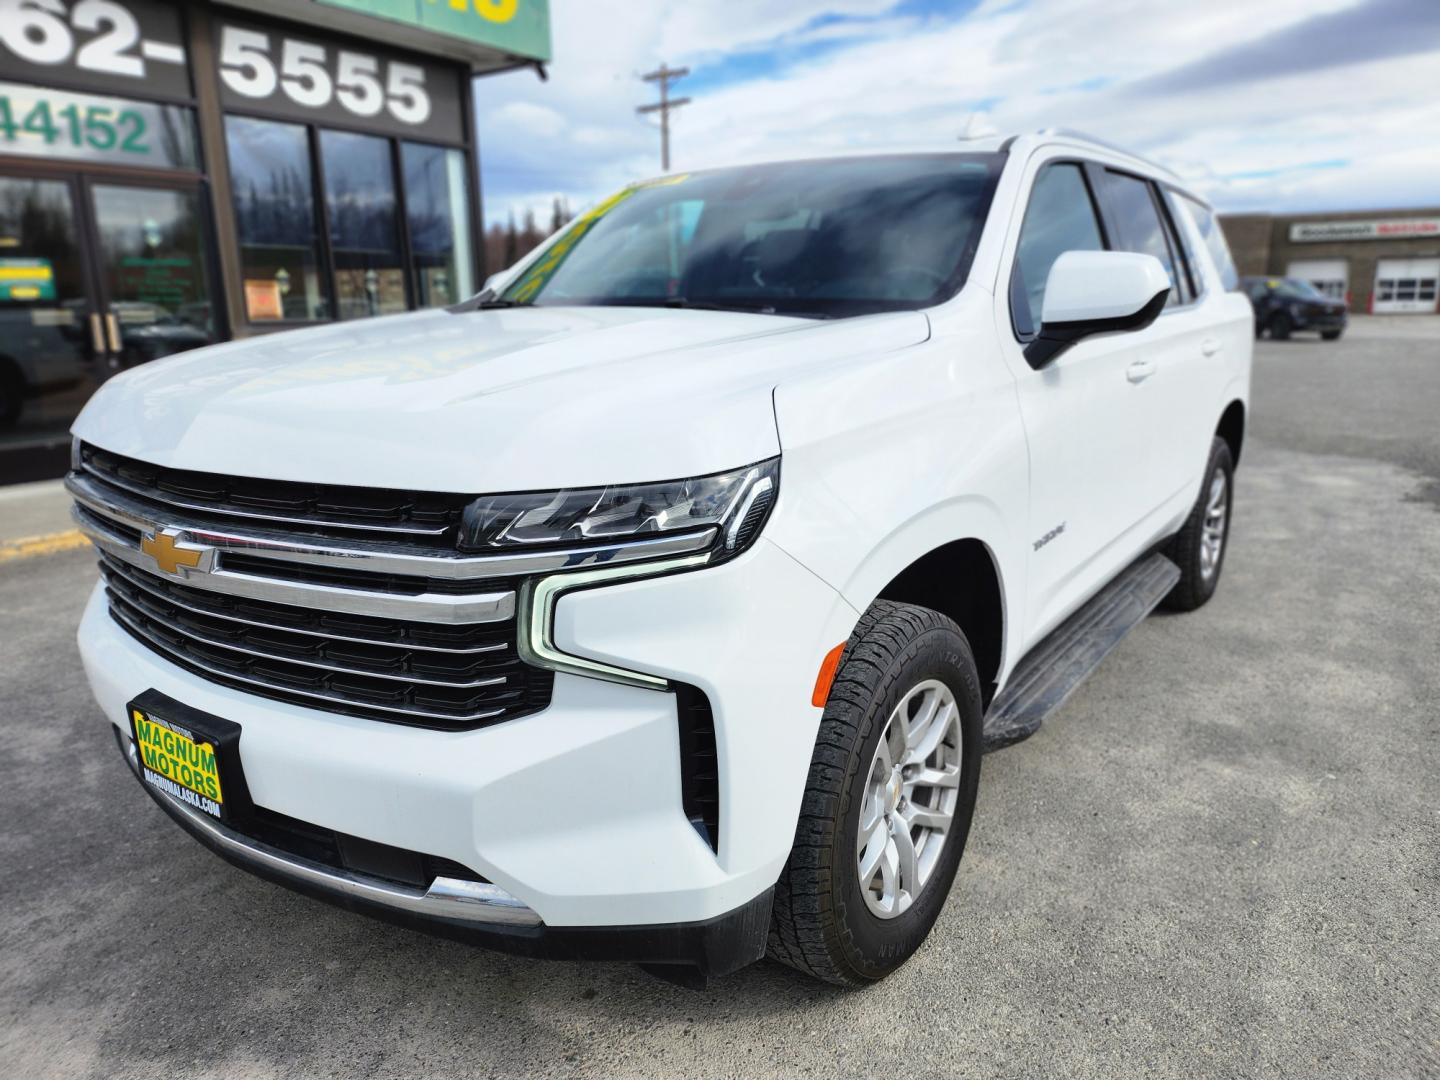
left=473, top=0, right=1440, bottom=228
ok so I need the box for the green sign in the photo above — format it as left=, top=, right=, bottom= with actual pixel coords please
left=315, top=0, right=552, bottom=62
left=0, top=258, right=57, bottom=302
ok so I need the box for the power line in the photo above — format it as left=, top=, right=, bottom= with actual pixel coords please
left=636, top=64, right=691, bottom=172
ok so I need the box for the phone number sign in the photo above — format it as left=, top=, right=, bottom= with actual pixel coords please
left=0, top=0, right=191, bottom=100
left=215, top=17, right=463, bottom=143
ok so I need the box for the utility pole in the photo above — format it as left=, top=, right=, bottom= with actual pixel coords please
left=637, top=64, right=691, bottom=172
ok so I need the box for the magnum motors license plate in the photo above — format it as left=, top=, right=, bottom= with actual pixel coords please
left=129, top=704, right=225, bottom=819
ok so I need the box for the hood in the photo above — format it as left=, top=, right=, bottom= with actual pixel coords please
left=74, top=305, right=929, bottom=492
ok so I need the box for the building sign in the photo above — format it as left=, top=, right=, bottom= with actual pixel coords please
left=215, top=17, right=464, bottom=142
left=0, top=79, right=199, bottom=168
left=1290, top=218, right=1440, bottom=243
left=315, top=0, right=552, bottom=63
left=0, top=0, right=191, bottom=100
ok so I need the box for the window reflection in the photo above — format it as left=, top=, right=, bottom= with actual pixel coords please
left=225, top=116, right=327, bottom=322
left=320, top=129, right=407, bottom=320
left=402, top=142, right=473, bottom=306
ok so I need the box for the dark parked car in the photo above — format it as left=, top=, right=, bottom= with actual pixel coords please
left=1241, top=276, right=1347, bottom=341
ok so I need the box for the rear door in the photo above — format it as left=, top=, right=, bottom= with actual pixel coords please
left=1090, top=167, right=1217, bottom=518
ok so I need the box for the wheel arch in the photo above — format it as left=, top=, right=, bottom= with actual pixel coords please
left=872, top=538, right=1006, bottom=708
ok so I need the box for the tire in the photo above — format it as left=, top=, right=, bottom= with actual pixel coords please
left=768, top=600, right=983, bottom=986
left=1162, top=437, right=1234, bottom=612
left=1267, top=313, right=1291, bottom=340
left=0, top=359, right=24, bottom=430
left=1321, top=330, right=1342, bottom=341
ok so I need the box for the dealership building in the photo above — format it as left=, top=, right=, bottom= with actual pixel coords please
left=1220, top=208, right=1440, bottom=316
left=0, top=0, right=549, bottom=484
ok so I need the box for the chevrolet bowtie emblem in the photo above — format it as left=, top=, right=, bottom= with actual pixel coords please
left=140, top=528, right=210, bottom=576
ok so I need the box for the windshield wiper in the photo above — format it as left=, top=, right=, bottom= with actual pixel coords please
left=663, top=297, right=778, bottom=315
left=449, top=289, right=534, bottom=312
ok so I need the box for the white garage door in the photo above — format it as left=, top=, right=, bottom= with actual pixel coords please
left=1288, top=258, right=1348, bottom=302
left=1373, top=258, right=1440, bottom=314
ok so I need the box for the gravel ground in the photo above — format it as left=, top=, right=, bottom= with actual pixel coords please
left=0, top=316, right=1436, bottom=1078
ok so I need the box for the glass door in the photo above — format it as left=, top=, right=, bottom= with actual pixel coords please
left=86, top=180, right=221, bottom=366
left=0, top=171, right=102, bottom=475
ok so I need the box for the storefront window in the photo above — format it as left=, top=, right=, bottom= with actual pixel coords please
left=225, top=116, right=328, bottom=322
left=90, top=185, right=219, bottom=355
left=402, top=142, right=474, bottom=306
left=0, top=80, right=198, bottom=170
left=320, top=129, right=407, bottom=320
left=0, top=175, right=95, bottom=452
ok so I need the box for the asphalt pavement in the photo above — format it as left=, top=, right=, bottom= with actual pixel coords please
left=1, top=316, right=1436, bottom=1078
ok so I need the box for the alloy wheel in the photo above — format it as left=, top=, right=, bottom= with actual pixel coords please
left=1199, top=469, right=1228, bottom=580
left=856, top=679, right=962, bottom=919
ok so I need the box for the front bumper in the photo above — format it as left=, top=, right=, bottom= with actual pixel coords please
left=79, top=537, right=857, bottom=940
left=118, top=729, right=774, bottom=975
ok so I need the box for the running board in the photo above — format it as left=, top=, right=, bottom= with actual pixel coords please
left=982, top=553, right=1180, bottom=752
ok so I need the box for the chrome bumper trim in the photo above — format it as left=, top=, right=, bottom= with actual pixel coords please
left=67, top=470, right=715, bottom=580
left=122, top=738, right=542, bottom=927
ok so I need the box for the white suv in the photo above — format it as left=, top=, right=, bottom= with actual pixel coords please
left=70, top=131, right=1251, bottom=986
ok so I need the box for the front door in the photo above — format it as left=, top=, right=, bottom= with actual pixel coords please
left=999, top=158, right=1158, bottom=645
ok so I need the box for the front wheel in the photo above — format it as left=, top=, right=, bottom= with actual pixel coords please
left=1162, top=437, right=1234, bottom=612
left=768, top=600, right=983, bottom=985
left=1321, top=330, right=1343, bottom=341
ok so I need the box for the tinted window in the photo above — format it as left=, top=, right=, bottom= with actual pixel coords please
left=320, top=130, right=407, bottom=320
left=501, top=154, right=1002, bottom=319
left=225, top=116, right=328, bottom=322
left=1010, top=163, right=1105, bottom=336
left=1179, top=194, right=1239, bottom=291
left=1100, top=170, right=1182, bottom=307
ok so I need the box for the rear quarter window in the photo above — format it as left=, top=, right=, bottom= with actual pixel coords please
left=1178, top=195, right=1239, bottom=292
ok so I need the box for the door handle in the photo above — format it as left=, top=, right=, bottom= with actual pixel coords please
left=88, top=313, right=105, bottom=355
left=1201, top=338, right=1222, bottom=356
left=1126, top=359, right=1157, bottom=383
left=104, top=312, right=121, bottom=353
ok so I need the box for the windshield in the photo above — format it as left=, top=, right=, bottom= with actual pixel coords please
left=1274, top=278, right=1326, bottom=300
left=500, top=153, right=1003, bottom=318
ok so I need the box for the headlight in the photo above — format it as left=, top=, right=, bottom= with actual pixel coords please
left=458, top=457, right=779, bottom=563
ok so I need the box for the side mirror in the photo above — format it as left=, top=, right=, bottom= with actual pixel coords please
left=1025, top=251, right=1171, bottom=368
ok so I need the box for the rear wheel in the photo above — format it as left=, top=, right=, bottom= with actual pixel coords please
left=768, top=600, right=983, bottom=985
left=1321, top=329, right=1343, bottom=341
left=1162, top=437, right=1234, bottom=612
left=1267, top=313, right=1291, bottom=340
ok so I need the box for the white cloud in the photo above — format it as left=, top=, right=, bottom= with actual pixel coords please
left=474, top=0, right=1440, bottom=224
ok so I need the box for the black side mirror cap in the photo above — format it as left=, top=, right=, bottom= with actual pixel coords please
left=1024, top=287, right=1169, bottom=370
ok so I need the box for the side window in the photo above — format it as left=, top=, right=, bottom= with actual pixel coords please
left=1098, top=170, right=1185, bottom=307
left=1157, top=188, right=1200, bottom=303
left=1010, top=163, right=1106, bottom=338
left=1179, top=195, right=1240, bottom=292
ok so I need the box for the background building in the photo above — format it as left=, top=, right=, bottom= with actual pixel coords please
left=0, top=0, right=550, bottom=485
left=1220, top=208, right=1440, bottom=316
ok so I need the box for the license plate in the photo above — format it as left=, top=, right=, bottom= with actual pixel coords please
left=129, top=703, right=226, bottom=820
